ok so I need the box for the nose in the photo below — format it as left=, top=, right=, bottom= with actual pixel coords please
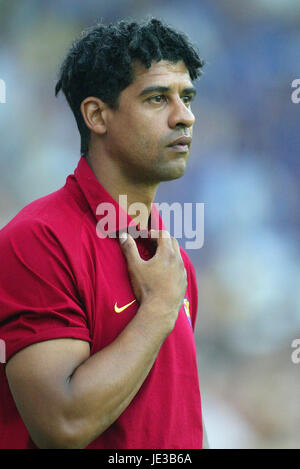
left=168, top=97, right=195, bottom=129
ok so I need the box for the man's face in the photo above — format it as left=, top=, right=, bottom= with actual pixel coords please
left=105, top=60, right=196, bottom=184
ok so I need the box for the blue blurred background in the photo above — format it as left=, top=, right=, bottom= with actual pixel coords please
left=0, top=0, right=299, bottom=448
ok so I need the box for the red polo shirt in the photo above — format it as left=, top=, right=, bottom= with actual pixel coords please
left=0, top=156, right=203, bottom=449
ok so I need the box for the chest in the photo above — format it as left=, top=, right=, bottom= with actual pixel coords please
left=81, top=235, right=195, bottom=358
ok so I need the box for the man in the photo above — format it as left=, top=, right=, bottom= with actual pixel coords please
left=0, top=18, right=208, bottom=449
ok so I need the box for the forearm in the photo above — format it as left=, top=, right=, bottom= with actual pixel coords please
left=61, top=302, right=171, bottom=448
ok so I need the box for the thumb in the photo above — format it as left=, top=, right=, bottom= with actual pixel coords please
left=119, top=232, right=141, bottom=265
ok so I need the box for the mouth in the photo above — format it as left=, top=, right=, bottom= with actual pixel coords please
left=167, top=135, right=192, bottom=153
left=167, top=143, right=189, bottom=152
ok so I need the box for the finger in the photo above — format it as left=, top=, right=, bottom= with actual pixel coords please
left=171, top=236, right=181, bottom=256
left=149, top=230, right=174, bottom=259
left=149, top=229, right=172, bottom=246
left=119, top=232, right=141, bottom=265
left=171, top=238, right=185, bottom=278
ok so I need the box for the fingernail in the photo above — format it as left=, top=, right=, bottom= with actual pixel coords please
left=119, top=232, right=128, bottom=244
left=150, top=229, right=158, bottom=238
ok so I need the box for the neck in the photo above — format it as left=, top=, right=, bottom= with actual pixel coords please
left=86, top=147, right=159, bottom=230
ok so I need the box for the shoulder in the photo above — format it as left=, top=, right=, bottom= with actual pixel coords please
left=0, top=186, right=92, bottom=280
left=0, top=185, right=87, bottom=250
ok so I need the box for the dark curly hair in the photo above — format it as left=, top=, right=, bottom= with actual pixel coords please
left=55, top=17, right=205, bottom=155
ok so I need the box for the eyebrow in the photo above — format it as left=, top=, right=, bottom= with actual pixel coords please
left=138, top=85, right=197, bottom=98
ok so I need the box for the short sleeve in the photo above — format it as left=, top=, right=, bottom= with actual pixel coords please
left=0, top=218, right=91, bottom=363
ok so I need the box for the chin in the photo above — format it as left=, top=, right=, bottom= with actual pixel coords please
left=159, top=162, right=187, bottom=181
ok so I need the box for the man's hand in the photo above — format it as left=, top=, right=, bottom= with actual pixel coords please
left=119, top=229, right=187, bottom=334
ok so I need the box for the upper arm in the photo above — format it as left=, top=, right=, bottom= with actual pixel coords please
left=5, top=338, right=90, bottom=448
left=0, top=218, right=92, bottom=363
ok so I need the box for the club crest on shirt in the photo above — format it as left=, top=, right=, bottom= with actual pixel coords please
left=183, top=297, right=192, bottom=327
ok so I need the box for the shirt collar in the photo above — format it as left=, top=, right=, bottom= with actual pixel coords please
left=74, top=156, right=166, bottom=236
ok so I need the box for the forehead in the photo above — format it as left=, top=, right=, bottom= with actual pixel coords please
left=130, top=60, right=193, bottom=91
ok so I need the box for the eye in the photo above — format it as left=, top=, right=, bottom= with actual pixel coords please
left=182, top=95, right=193, bottom=105
left=148, top=95, right=167, bottom=104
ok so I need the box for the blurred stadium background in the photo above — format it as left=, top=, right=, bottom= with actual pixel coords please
left=0, top=0, right=299, bottom=449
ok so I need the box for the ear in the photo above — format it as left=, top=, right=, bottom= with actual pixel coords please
left=80, top=97, right=109, bottom=136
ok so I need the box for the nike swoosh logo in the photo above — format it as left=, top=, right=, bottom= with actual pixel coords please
left=114, top=299, right=136, bottom=313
